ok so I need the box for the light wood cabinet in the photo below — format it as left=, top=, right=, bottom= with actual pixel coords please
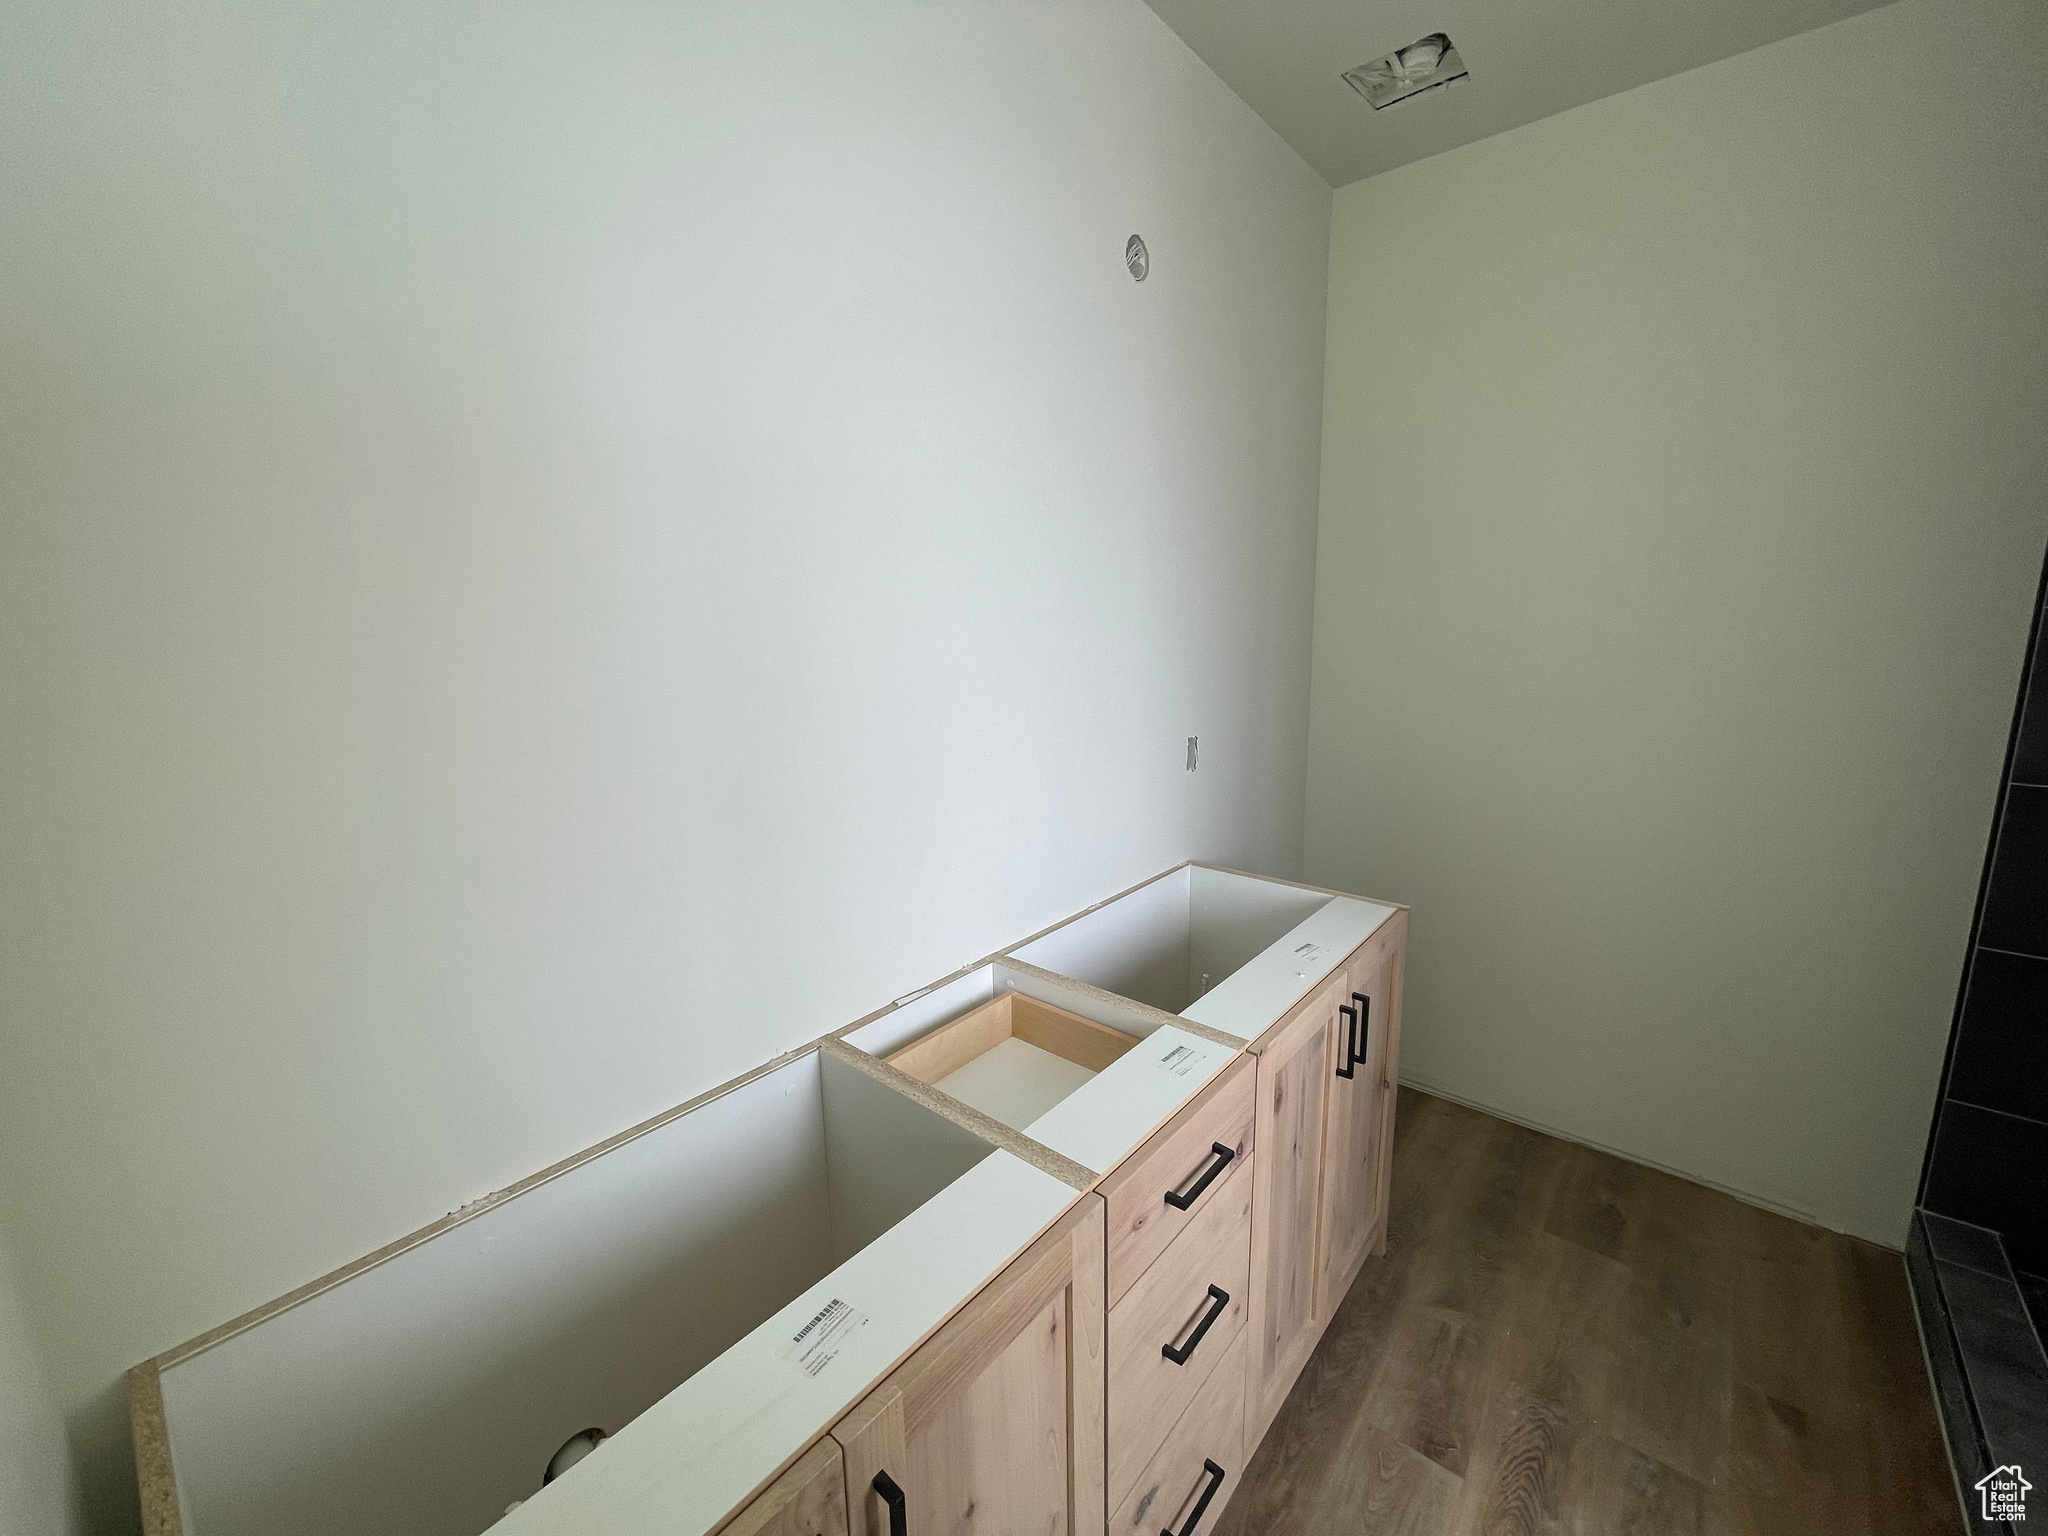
left=833, top=1195, right=1106, bottom=1536
left=1240, top=967, right=1342, bottom=1450
left=1240, top=912, right=1409, bottom=1456
left=717, top=1438, right=849, bottom=1536
left=129, top=867, right=1402, bottom=1536
left=1096, top=1057, right=1255, bottom=1309
left=1104, top=1158, right=1252, bottom=1510
left=1109, top=1332, right=1245, bottom=1536
left=1369, top=912, right=1407, bottom=1255
left=1314, top=940, right=1393, bottom=1318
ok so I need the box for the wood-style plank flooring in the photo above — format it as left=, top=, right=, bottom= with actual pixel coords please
left=1215, top=1089, right=1961, bottom=1536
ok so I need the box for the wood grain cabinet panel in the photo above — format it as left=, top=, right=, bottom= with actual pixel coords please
left=1367, top=913, right=1407, bottom=1259
left=717, top=1437, right=849, bottom=1536
left=1241, top=968, right=1342, bottom=1452
left=832, top=1196, right=1106, bottom=1536
left=1313, top=943, right=1394, bottom=1320
left=1105, top=1160, right=1253, bottom=1510
left=1109, top=1332, right=1244, bottom=1536
left=1097, top=1057, right=1255, bottom=1309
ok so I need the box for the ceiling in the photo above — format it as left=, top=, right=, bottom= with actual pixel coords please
left=1141, top=0, right=1897, bottom=186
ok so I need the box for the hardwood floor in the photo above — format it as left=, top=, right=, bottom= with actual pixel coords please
left=1214, top=1089, right=1961, bottom=1536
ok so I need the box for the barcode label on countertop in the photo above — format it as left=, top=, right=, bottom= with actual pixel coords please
left=1157, top=1043, right=1202, bottom=1078
left=778, top=1297, right=868, bottom=1378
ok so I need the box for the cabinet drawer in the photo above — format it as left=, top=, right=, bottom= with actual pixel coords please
left=1099, top=1055, right=1255, bottom=1308
left=1106, top=1153, right=1253, bottom=1511
left=1110, top=1330, right=1246, bottom=1536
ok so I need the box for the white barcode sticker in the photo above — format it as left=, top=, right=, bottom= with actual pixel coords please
left=1156, top=1042, right=1202, bottom=1078
left=778, top=1298, right=868, bottom=1378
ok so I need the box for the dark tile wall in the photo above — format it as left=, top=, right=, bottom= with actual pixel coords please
left=1910, top=1212, right=2048, bottom=1535
left=1921, top=547, right=2048, bottom=1277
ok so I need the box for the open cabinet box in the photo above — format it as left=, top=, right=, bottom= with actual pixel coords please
left=132, top=1048, right=1077, bottom=1536
left=1006, top=863, right=1401, bottom=1043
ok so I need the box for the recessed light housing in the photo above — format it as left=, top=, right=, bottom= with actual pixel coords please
left=1342, top=33, right=1468, bottom=110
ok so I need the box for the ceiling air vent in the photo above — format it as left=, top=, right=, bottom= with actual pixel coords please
left=1342, top=34, right=1467, bottom=109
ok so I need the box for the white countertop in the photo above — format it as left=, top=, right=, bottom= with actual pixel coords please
left=1179, top=897, right=1399, bottom=1042
left=1020, top=1024, right=1237, bottom=1174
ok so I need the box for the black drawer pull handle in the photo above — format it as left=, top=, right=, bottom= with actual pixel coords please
left=1351, top=992, right=1371, bottom=1070
left=1335, top=1005, right=1357, bottom=1078
left=873, top=1469, right=907, bottom=1536
left=1164, top=1142, right=1236, bottom=1210
left=1163, top=1458, right=1228, bottom=1536
left=1162, top=1285, right=1230, bottom=1366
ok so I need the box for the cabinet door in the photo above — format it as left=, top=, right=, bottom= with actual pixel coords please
left=1313, top=944, right=1394, bottom=1320
left=1241, top=973, right=1339, bottom=1452
left=718, top=1437, right=849, bottom=1536
left=833, top=1195, right=1105, bottom=1536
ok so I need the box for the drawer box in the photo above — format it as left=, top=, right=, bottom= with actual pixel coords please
left=1097, top=1056, right=1255, bottom=1308
left=883, top=990, right=1138, bottom=1133
left=1105, top=1154, right=1254, bottom=1511
left=1110, top=1330, right=1245, bottom=1536
left=839, top=961, right=1239, bottom=1183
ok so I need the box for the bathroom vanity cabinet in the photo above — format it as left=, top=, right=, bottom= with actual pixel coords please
left=129, top=864, right=1404, bottom=1536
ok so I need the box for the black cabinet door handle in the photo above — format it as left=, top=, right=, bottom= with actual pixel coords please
left=872, top=1470, right=907, bottom=1536
left=1162, top=1285, right=1230, bottom=1366
left=1335, top=1005, right=1357, bottom=1078
left=1163, top=1142, right=1235, bottom=1210
left=1351, top=992, right=1371, bottom=1070
left=1163, top=1459, right=1228, bottom=1536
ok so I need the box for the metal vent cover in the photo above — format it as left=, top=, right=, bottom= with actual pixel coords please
left=1343, top=34, right=1468, bottom=110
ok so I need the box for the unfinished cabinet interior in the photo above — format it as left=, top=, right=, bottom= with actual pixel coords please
left=128, top=1048, right=1073, bottom=1536
left=834, top=1196, right=1106, bottom=1536
left=878, top=989, right=1141, bottom=1134
left=127, top=862, right=1404, bottom=1536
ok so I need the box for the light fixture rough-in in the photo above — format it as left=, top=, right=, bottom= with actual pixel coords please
left=1342, top=34, right=1468, bottom=110
left=1125, top=234, right=1149, bottom=282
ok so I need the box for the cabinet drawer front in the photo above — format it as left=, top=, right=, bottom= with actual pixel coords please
left=1105, top=1159, right=1253, bottom=1511
left=1101, top=1056, right=1255, bottom=1308
left=1109, top=1331, right=1246, bottom=1536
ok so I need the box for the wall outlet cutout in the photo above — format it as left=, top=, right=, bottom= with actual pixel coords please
left=1186, top=736, right=1199, bottom=772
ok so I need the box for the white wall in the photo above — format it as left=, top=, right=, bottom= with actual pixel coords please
left=0, top=3, right=1329, bottom=1526
left=1307, top=0, right=2048, bottom=1245
left=0, top=1226, right=84, bottom=1536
